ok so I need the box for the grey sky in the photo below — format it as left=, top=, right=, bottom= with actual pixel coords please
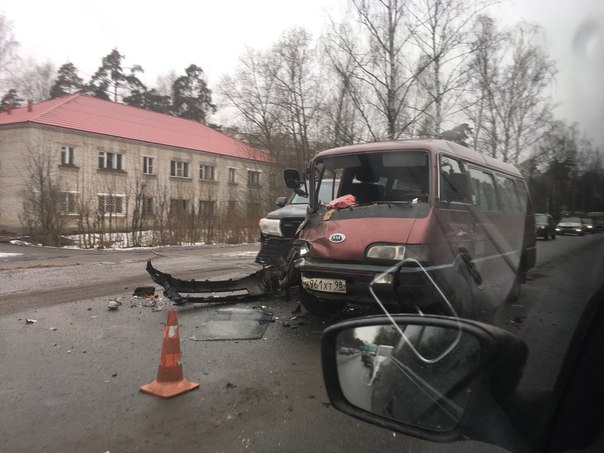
left=2, top=0, right=602, bottom=146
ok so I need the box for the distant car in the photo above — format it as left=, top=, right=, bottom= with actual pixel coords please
left=556, top=217, right=585, bottom=236
left=535, top=213, right=556, bottom=240
left=582, top=218, right=595, bottom=234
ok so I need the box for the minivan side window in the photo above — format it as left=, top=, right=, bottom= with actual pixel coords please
left=440, top=156, right=471, bottom=204
left=514, top=180, right=531, bottom=214
left=495, top=174, right=522, bottom=213
left=469, top=167, right=498, bottom=212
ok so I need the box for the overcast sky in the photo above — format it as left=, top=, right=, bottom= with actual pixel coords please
left=2, top=0, right=603, bottom=145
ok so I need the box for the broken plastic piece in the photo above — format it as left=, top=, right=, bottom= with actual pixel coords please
left=146, top=261, right=285, bottom=305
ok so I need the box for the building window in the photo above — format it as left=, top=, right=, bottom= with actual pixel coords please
left=228, top=168, right=236, bottom=183
left=143, top=156, right=154, bottom=175
left=98, top=194, right=125, bottom=214
left=61, top=146, right=76, bottom=166
left=170, top=160, right=189, bottom=178
left=98, top=151, right=123, bottom=170
left=228, top=201, right=237, bottom=215
left=199, top=200, right=216, bottom=217
left=61, top=192, right=78, bottom=214
left=170, top=198, right=189, bottom=214
left=248, top=170, right=261, bottom=185
left=142, top=197, right=154, bottom=217
left=200, top=164, right=215, bottom=181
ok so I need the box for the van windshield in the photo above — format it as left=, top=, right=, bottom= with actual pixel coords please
left=290, top=179, right=340, bottom=205
left=314, top=150, right=430, bottom=205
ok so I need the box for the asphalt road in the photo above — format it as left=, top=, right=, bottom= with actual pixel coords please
left=1, top=235, right=603, bottom=452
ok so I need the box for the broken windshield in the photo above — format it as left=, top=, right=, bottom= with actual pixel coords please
left=313, top=150, right=430, bottom=207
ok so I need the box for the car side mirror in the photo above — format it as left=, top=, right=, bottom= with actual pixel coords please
left=275, top=196, right=288, bottom=207
left=284, top=168, right=308, bottom=197
left=322, top=315, right=529, bottom=451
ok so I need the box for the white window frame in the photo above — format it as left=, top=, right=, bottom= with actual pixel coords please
left=228, top=167, right=237, bottom=184
left=143, top=156, right=154, bottom=175
left=61, top=145, right=76, bottom=166
left=170, top=160, right=189, bottom=178
left=98, top=150, right=124, bottom=170
left=247, top=169, right=261, bottom=185
left=97, top=193, right=126, bottom=215
left=199, top=164, right=215, bottom=181
left=61, top=191, right=78, bottom=215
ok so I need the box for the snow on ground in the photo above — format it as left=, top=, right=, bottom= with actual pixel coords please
left=0, top=253, right=22, bottom=258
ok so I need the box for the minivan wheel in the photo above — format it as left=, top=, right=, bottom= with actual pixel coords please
left=299, top=288, right=345, bottom=315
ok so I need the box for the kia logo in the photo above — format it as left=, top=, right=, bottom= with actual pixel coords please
left=329, top=233, right=346, bottom=243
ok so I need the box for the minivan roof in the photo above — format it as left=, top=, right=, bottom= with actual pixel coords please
left=312, top=139, right=522, bottom=178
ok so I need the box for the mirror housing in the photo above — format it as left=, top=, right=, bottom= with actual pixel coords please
left=275, top=196, right=288, bottom=207
left=322, top=315, right=529, bottom=451
left=284, top=168, right=308, bottom=197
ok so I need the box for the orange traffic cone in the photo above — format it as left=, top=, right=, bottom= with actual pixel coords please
left=140, top=308, right=199, bottom=398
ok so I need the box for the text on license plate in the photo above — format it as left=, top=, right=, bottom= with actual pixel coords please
left=301, top=277, right=346, bottom=293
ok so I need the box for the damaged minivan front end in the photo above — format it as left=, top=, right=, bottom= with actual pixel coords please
left=286, top=140, right=534, bottom=322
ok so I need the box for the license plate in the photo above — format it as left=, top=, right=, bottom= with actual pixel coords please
left=302, top=277, right=346, bottom=293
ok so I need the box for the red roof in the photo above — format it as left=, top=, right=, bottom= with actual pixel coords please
left=0, top=94, right=275, bottom=163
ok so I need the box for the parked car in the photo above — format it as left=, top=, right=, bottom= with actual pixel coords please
left=582, top=218, right=595, bottom=234
left=535, top=213, right=556, bottom=240
left=556, top=217, right=586, bottom=236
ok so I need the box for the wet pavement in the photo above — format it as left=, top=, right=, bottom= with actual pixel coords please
left=1, top=238, right=603, bottom=452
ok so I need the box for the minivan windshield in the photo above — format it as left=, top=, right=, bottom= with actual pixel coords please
left=314, top=150, right=430, bottom=206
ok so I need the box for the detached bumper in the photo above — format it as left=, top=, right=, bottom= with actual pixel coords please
left=146, top=261, right=284, bottom=304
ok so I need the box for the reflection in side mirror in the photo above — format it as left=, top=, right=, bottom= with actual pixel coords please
left=322, top=315, right=529, bottom=451
left=335, top=323, right=476, bottom=432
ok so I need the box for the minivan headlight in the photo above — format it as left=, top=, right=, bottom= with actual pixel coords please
left=259, top=218, right=282, bottom=237
left=366, top=244, right=430, bottom=263
left=366, top=245, right=406, bottom=261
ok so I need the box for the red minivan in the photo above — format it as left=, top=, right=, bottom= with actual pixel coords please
left=285, top=140, right=536, bottom=323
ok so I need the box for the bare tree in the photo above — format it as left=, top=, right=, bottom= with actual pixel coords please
left=320, top=22, right=363, bottom=146
left=465, top=17, right=556, bottom=164
left=271, top=27, right=321, bottom=169
left=218, top=48, right=282, bottom=157
left=10, top=60, right=56, bottom=102
left=0, top=13, right=19, bottom=92
left=330, top=0, right=432, bottom=140
left=155, top=71, right=178, bottom=97
left=19, top=143, right=67, bottom=246
left=409, top=0, right=491, bottom=135
left=465, top=14, right=501, bottom=156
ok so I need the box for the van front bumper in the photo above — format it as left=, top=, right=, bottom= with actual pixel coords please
left=297, top=257, right=444, bottom=308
